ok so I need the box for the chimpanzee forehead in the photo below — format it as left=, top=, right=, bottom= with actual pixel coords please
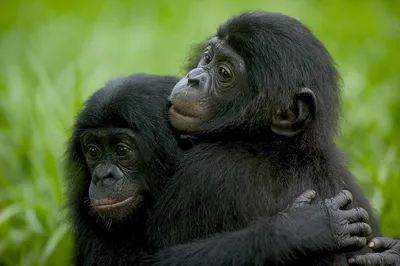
left=80, top=127, right=135, bottom=142
left=207, top=37, right=230, bottom=53
left=206, top=36, right=245, bottom=70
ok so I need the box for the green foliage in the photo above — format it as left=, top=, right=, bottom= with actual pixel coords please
left=0, top=0, right=399, bottom=265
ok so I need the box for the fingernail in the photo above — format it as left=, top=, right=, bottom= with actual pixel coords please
left=368, top=242, right=374, bottom=248
left=348, top=258, right=355, bottom=264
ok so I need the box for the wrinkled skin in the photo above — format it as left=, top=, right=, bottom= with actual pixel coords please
left=349, top=237, right=400, bottom=266
left=169, top=37, right=246, bottom=133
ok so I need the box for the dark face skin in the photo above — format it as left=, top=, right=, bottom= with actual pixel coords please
left=169, top=37, right=246, bottom=132
left=170, top=36, right=316, bottom=138
left=80, top=128, right=146, bottom=220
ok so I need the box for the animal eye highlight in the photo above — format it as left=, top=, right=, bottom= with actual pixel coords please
left=218, top=66, right=232, bottom=80
left=87, top=145, right=101, bottom=158
left=116, top=145, right=130, bottom=156
left=204, top=53, right=212, bottom=64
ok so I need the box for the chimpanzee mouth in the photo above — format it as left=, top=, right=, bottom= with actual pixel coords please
left=92, top=197, right=134, bottom=212
left=168, top=104, right=204, bottom=132
left=169, top=105, right=199, bottom=119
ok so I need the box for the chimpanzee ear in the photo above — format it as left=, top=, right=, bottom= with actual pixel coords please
left=271, top=88, right=316, bottom=137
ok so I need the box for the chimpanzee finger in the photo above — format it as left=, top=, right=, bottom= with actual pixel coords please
left=348, top=253, right=397, bottom=265
left=347, top=222, right=372, bottom=237
left=340, top=236, right=367, bottom=249
left=368, top=237, right=397, bottom=250
left=329, top=190, right=353, bottom=209
left=341, top=207, right=370, bottom=223
left=291, top=190, right=316, bottom=208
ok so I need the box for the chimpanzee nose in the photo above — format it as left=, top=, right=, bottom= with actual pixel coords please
left=92, top=163, right=124, bottom=187
left=187, top=68, right=205, bottom=86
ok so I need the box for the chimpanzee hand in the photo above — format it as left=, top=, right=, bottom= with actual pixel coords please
left=348, top=237, right=400, bottom=265
left=284, top=190, right=372, bottom=251
left=323, top=190, right=372, bottom=249
left=287, top=189, right=317, bottom=209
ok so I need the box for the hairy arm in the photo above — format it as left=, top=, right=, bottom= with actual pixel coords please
left=141, top=190, right=371, bottom=266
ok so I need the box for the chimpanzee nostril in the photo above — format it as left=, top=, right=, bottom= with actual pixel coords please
left=187, top=68, right=204, bottom=86
left=92, top=164, right=123, bottom=186
left=188, top=77, right=200, bottom=86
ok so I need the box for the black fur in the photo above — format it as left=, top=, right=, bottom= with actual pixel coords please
left=148, top=11, right=381, bottom=266
left=66, top=74, right=345, bottom=266
left=65, top=73, right=182, bottom=265
left=66, top=73, right=369, bottom=266
left=66, top=12, right=398, bottom=266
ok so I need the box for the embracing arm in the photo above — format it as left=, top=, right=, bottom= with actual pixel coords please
left=141, top=190, right=371, bottom=266
left=349, top=237, right=400, bottom=266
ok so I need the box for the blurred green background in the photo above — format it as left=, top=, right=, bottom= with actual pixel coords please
left=0, top=0, right=399, bottom=265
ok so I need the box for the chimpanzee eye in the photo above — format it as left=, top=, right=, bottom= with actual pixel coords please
left=218, top=66, right=232, bottom=80
left=116, top=145, right=130, bottom=156
left=204, top=53, right=212, bottom=64
left=87, top=145, right=101, bottom=158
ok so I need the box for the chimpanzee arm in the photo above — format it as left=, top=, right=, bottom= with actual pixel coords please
left=141, top=190, right=371, bottom=266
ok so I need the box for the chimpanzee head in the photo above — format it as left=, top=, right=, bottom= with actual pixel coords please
left=169, top=11, right=340, bottom=145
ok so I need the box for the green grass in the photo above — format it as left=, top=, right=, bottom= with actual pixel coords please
left=0, top=0, right=399, bottom=265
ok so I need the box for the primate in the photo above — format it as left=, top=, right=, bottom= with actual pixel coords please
left=147, top=11, right=400, bottom=265
left=66, top=74, right=373, bottom=266
left=65, top=74, right=182, bottom=265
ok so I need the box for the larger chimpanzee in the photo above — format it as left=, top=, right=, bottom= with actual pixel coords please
left=66, top=74, right=375, bottom=266
left=147, top=11, right=400, bottom=265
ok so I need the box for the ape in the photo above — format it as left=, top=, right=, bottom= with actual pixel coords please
left=148, top=11, right=400, bottom=265
left=66, top=74, right=372, bottom=266
left=65, top=74, right=182, bottom=265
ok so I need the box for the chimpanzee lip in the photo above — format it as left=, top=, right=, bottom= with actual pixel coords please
left=170, top=105, right=198, bottom=119
left=92, top=196, right=134, bottom=211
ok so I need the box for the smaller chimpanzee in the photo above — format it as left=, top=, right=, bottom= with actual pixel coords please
left=65, top=74, right=182, bottom=265
left=65, top=73, right=375, bottom=266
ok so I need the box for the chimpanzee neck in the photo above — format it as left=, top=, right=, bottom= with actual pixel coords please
left=179, top=129, right=332, bottom=153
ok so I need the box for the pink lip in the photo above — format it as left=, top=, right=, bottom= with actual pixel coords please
left=170, top=105, right=201, bottom=120
left=171, top=105, right=193, bottom=117
left=92, top=197, right=133, bottom=212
